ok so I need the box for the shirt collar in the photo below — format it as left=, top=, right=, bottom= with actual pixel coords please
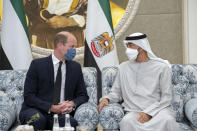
left=52, top=53, right=65, bottom=65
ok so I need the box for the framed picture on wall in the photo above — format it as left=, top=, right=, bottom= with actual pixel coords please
left=0, top=0, right=141, bottom=63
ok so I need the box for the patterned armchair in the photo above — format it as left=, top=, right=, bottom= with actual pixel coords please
left=99, top=65, right=197, bottom=131
left=74, top=67, right=99, bottom=130
left=0, top=67, right=99, bottom=131
left=99, top=67, right=124, bottom=131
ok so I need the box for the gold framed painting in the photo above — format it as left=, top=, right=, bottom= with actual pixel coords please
left=0, top=0, right=141, bottom=61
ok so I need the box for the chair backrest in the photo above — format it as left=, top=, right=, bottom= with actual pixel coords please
left=102, top=66, right=118, bottom=97
left=82, top=67, right=97, bottom=104
left=171, top=64, right=197, bottom=122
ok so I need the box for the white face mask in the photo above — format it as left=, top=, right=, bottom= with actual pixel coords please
left=125, top=48, right=138, bottom=61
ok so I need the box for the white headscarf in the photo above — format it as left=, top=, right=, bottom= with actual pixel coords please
left=124, top=32, right=171, bottom=67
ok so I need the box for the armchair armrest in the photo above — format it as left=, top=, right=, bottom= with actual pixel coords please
left=74, top=102, right=99, bottom=130
left=0, top=95, right=16, bottom=131
left=185, top=98, right=197, bottom=127
left=99, top=103, right=124, bottom=130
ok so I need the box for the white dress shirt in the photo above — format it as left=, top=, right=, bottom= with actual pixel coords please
left=52, top=53, right=66, bottom=102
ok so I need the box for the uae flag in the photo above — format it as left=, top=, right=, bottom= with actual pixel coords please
left=84, top=0, right=119, bottom=71
left=0, top=0, right=32, bottom=70
left=84, top=0, right=119, bottom=100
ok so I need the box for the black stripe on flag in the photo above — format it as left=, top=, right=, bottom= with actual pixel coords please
left=0, top=45, right=13, bottom=70
left=84, top=41, right=102, bottom=102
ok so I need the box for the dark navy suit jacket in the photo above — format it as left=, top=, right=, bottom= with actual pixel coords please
left=20, top=55, right=89, bottom=114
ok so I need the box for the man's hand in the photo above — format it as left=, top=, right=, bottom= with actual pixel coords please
left=137, top=112, right=152, bottom=123
left=98, top=98, right=109, bottom=113
left=50, top=104, right=64, bottom=114
left=59, top=101, right=76, bottom=114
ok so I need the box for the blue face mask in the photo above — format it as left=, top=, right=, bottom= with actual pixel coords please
left=64, top=49, right=76, bottom=60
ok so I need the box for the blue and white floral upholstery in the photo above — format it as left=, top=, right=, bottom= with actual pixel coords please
left=99, top=67, right=124, bottom=131
left=0, top=67, right=99, bottom=131
left=184, top=98, right=197, bottom=127
left=172, top=64, right=197, bottom=131
left=0, top=70, right=27, bottom=131
left=74, top=67, right=99, bottom=130
left=100, top=65, right=197, bottom=131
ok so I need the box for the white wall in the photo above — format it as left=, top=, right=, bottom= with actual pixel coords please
left=184, top=0, right=197, bottom=64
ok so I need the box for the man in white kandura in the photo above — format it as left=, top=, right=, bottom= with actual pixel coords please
left=98, top=33, right=180, bottom=131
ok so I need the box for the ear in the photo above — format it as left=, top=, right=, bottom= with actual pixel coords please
left=57, top=42, right=63, bottom=48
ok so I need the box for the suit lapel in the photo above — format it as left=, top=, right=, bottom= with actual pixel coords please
left=65, top=61, right=71, bottom=100
left=47, top=55, right=54, bottom=86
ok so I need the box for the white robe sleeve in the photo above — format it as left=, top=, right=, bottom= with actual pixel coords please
left=101, top=70, right=123, bottom=103
left=143, top=65, right=172, bottom=116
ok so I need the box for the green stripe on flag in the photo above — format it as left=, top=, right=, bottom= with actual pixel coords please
left=98, top=0, right=114, bottom=33
left=10, top=0, right=30, bottom=41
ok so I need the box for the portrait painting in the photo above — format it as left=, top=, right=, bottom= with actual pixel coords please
left=0, top=0, right=128, bottom=49
left=0, top=0, right=142, bottom=64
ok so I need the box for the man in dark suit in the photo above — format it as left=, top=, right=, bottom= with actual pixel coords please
left=19, top=31, right=89, bottom=130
